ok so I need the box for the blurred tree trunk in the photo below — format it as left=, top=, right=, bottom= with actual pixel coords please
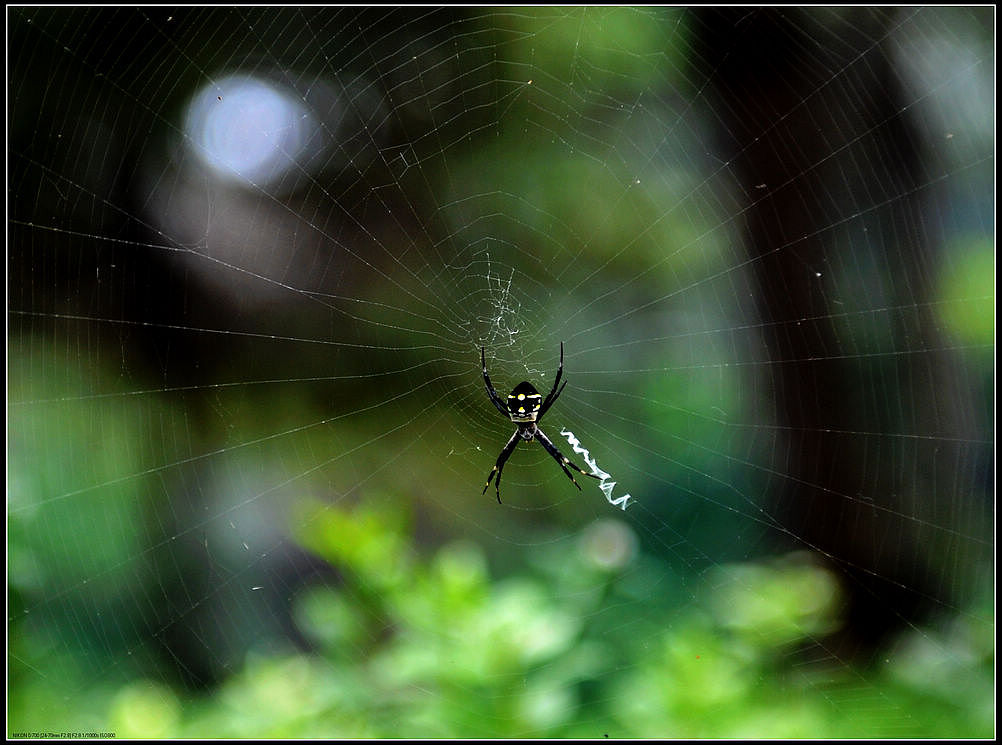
left=692, top=7, right=986, bottom=656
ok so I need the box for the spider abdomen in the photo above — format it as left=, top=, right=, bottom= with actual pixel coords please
left=507, top=382, right=543, bottom=422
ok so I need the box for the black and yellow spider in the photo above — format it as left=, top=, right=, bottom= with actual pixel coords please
left=481, top=342, right=600, bottom=503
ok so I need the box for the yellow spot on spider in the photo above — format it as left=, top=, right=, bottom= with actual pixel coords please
left=518, top=406, right=525, bottom=413
left=517, top=393, right=525, bottom=400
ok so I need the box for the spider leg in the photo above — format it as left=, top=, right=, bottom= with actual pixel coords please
left=538, top=342, right=565, bottom=419
left=482, top=347, right=509, bottom=417
left=534, top=427, right=602, bottom=491
left=483, top=430, right=521, bottom=504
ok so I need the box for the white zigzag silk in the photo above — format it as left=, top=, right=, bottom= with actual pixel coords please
left=559, top=429, right=632, bottom=510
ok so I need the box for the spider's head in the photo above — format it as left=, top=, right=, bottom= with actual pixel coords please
left=507, top=381, right=543, bottom=422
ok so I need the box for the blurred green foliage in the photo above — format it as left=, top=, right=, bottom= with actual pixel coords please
left=10, top=496, right=993, bottom=738
left=936, top=235, right=994, bottom=347
left=500, top=7, right=688, bottom=103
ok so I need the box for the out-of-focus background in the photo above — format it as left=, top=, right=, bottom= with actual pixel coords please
left=8, top=7, right=993, bottom=738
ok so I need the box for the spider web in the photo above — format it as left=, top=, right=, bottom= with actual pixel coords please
left=8, top=6, right=994, bottom=738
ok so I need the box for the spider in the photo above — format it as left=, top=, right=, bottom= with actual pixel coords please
left=481, top=342, right=600, bottom=503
